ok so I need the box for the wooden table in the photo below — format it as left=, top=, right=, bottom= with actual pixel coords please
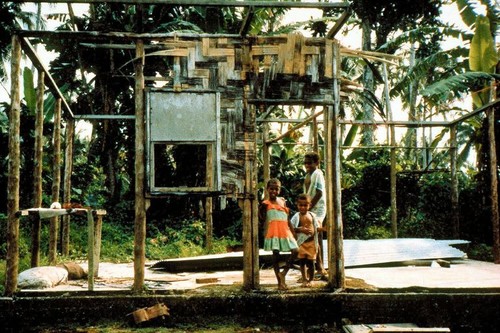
left=18, top=207, right=107, bottom=291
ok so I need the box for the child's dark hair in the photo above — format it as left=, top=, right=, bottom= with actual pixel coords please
left=296, top=193, right=310, bottom=202
left=267, top=178, right=281, bottom=188
left=305, top=151, right=320, bottom=163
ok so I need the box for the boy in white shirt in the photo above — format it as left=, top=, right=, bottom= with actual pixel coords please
left=303, top=151, right=327, bottom=280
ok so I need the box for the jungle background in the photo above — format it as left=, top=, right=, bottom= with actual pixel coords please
left=0, top=0, right=498, bottom=294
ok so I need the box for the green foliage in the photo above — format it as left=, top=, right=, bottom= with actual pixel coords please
left=365, top=225, right=392, bottom=239
left=467, top=243, right=494, bottom=262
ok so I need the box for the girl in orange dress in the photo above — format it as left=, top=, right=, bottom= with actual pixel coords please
left=259, top=178, right=298, bottom=290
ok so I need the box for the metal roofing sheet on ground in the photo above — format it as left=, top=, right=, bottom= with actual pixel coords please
left=339, top=238, right=468, bottom=268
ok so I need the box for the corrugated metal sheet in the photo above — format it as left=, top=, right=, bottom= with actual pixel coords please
left=329, top=238, right=468, bottom=268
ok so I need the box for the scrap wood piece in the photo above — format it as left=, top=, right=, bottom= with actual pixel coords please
left=195, top=277, right=220, bottom=284
left=130, top=303, right=170, bottom=324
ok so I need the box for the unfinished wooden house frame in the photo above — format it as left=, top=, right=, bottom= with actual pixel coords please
left=5, top=0, right=500, bottom=297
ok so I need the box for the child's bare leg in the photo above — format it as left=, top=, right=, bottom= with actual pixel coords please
left=307, top=260, right=315, bottom=284
left=272, top=250, right=282, bottom=286
left=280, top=249, right=298, bottom=277
left=300, top=261, right=307, bottom=286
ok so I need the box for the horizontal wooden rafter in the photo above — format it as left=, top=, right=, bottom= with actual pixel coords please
left=8, top=0, right=350, bottom=9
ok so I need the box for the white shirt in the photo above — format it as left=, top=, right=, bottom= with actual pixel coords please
left=304, top=168, right=326, bottom=223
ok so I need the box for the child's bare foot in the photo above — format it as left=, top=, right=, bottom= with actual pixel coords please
left=301, top=281, right=312, bottom=287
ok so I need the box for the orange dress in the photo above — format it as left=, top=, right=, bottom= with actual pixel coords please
left=262, top=199, right=298, bottom=252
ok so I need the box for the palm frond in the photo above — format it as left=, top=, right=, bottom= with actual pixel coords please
left=421, top=72, right=500, bottom=98
left=456, top=0, right=480, bottom=29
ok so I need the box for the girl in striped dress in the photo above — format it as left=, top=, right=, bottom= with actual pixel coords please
left=259, top=178, right=298, bottom=290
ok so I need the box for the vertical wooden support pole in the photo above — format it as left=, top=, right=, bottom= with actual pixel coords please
left=49, top=98, right=62, bottom=265
left=133, top=39, right=146, bottom=292
left=206, top=145, right=214, bottom=250
left=450, top=124, right=460, bottom=239
left=5, top=35, right=22, bottom=296
left=31, top=70, right=45, bottom=267
left=383, top=63, right=398, bottom=238
left=94, top=213, right=103, bottom=277
left=62, top=118, right=75, bottom=256
left=87, top=209, right=95, bottom=291
left=324, top=105, right=334, bottom=285
left=488, top=105, right=500, bottom=263
left=330, top=41, right=344, bottom=289
left=262, top=105, right=270, bottom=191
left=242, top=87, right=259, bottom=290
left=312, top=115, right=319, bottom=152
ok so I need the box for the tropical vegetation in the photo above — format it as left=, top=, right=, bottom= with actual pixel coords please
left=0, top=0, right=498, bottom=292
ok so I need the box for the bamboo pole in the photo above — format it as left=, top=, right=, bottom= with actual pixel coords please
left=31, top=70, right=45, bottom=267
left=133, top=39, right=147, bottom=292
left=5, top=35, right=22, bottom=296
left=49, top=98, right=62, bottom=265
left=62, top=118, right=75, bottom=256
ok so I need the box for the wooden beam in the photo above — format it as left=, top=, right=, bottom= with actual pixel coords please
left=448, top=98, right=500, bottom=126
left=9, top=0, right=351, bottom=9
left=18, top=29, right=242, bottom=40
left=19, top=37, right=75, bottom=118
left=339, top=120, right=450, bottom=127
left=239, top=6, right=255, bottom=37
left=326, top=7, right=351, bottom=39
left=266, top=110, right=324, bottom=144
left=74, top=114, right=135, bottom=120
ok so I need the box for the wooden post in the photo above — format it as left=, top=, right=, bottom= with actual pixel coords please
left=133, top=39, right=146, bottom=292
left=49, top=98, right=62, bottom=265
left=330, top=40, right=344, bottom=289
left=312, top=112, right=319, bottom=152
left=242, top=87, right=259, bottom=290
left=62, top=118, right=75, bottom=256
left=205, top=145, right=214, bottom=250
left=87, top=209, right=95, bottom=291
left=488, top=105, right=500, bottom=263
left=383, top=63, right=398, bottom=238
left=31, top=70, right=45, bottom=267
left=262, top=104, right=270, bottom=190
left=450, top=124, right=460, bottom=239
left=5, top=35, right=22, bottom=296
left=94, top=213, right=103, bottom=277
